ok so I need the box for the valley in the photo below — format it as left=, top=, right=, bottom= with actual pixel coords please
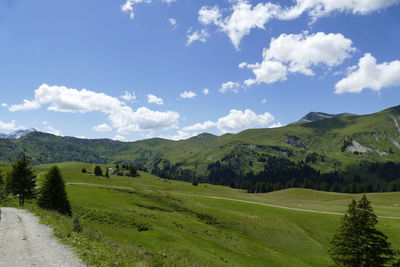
left=1, top=162, right=399, bottom=266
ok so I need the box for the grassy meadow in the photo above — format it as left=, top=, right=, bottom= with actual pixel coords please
left=1, top=161, right=400, bottom=266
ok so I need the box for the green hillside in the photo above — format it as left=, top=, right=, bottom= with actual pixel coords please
left=1, top=105, right=400, bottom=192
left=2, top=162, right=399, bottom=266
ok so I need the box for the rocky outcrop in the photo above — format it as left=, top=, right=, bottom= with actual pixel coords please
left=285, top=136, right=305, bottom=148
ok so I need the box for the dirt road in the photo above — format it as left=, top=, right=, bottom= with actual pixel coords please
left=0, top=207, right=85, bottom=267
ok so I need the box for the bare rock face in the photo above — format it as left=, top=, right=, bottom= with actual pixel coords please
left=346, top=140, right=372, bottom=153
left=285, top=136, right=305, bottom=148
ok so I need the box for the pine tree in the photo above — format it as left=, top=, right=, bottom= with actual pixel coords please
left=8, top=154, right=36, bottom=206
left=94, top=165, right=103, bottom=176
left=329, top=194, right=395, bottom=266
left=105, top=168, right=110, bottom=178
left=37, top=166, right=71, bottom=216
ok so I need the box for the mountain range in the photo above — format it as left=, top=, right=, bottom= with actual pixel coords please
left=1, top=105, right=400, bottom=189
left=0, top=128, right=36, bottom=139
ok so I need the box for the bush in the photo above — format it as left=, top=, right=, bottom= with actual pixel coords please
left=72, top=216, right=83, bottom=232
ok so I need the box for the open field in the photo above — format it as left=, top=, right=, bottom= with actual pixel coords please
left=1, top=161, right=400, bottom=266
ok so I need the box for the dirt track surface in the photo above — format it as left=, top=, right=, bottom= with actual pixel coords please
left=0, top=207, right=85, bottom=267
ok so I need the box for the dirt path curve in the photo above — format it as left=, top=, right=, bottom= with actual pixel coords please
left=0, top=207, right=85, bottom=267
left=68, top=182, right=400, bottom=220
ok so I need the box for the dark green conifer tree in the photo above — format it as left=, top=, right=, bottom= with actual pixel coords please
left=37, top=166, right=71, bottom=216
left=94, top=165, right=103, bottom=176
left=329, top=195, right=396, bottom=266
left=8, top=154, right=36, bottom=206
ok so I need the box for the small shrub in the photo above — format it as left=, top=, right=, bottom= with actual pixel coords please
left=72, top=216, right=83, bottom=232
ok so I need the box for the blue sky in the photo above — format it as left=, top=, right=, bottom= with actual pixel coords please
left=0, top=0, right=399, bottom=141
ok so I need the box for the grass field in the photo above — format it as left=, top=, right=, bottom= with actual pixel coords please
left=1, top=161, right=400, bottom=266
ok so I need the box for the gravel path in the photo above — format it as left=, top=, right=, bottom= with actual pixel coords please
left=0, top=207, right=86, bottom=267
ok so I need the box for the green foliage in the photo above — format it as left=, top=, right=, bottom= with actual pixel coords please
left=3, top=162, right=399, bottom=267
left=0, top=170, right=7, bottom=202
left=72, top=216, right=83, bottom=232
left=329, top=195, right=395, bottom=266
left=94, top=165, right=103, bottom=176
left=81, top=168, right=87, bottom=174
left=8, top=154, right=36, bottom=206
left=37, top=166, right=71, bottom=216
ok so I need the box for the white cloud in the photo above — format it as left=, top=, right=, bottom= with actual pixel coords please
left=9, top=99, right=41, bottom=112
left=241, top=60, right=288, bottom=84
left=335, top=53, right=400, bottom=94
left=261, top=98, right=267, bottom=104
left=199, top=5, right=221, bottom=25
left=280, top=0, right=400, bottom=22
left=269, top=122, right=285, bottom=128
left=168, top=18, right=177, bottom=27
left=10, top=84, right=180, bottom=135
left=241, top=31, right=354, bottom=85
left=120, top=91, right=136, bottom=101
left=199, top=1, right=280, bottom=50
left=198, top=0, right=398, bottom=49
left=219, top=81, right=240, bottom=93
left=1, top=103, right=8, bottom=108
left=45, top=125, right=62, bottom=136
left=113, top=135, right=128, bottom=142
left=182, top=120, right=216, bottom=131
left=202, top=88, right=210, bottom=95
left=121, top=0, right=175, bottom=20
left=186, top=29, right=209, bottom=46
left=184, top=109, right=275, bottom=134
left=0, top=120, right=23, bottom=132
left=156, top=130, right=198, bottom=141
left=217, top=109, right=275, bottom=133
left=93, top=123, right=112, bottom=132
left=147, top=94, right=164, bottom=105
left=180, top=91, right=197, bottom=99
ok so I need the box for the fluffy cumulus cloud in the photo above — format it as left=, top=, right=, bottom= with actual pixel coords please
left=9, top=84, right=180, bottom=135
left=9, top=99, right=41, bottom=112
left=241, top=31, right=354, bottom=84
left=197, top=0, right=399, bottom=49
left=217, top=109, right=275, bottom=133
left=280, top=0, right=400, bottom=21
left=155, top=130, right=198, bottom=141
left=45, top=125, right=62, bottom=136
left=199, top=1, right=280, bottom=49
left=93, top=123, right=112, bottom=132
left=335, top=53, right=400, bottom=94
left=113, top=135, right=128, bottom=142
left=269, top=122, right=285, bottom=128
left=182, top=120, right=216, bottom=131
left=202, top=88, right=209, bottom=95
left=121, top=0, right=175, bottom=19
left=147, top=94, right=164, bottom=105
left=183, top=109, right=275, bottom=134
left=186, top=29, right=209, bottom=46
left=0, top=120, right=23, bottom=131
left=180, top=91, right=197, bottom=99
left=219, top=81, right=240, bottom=93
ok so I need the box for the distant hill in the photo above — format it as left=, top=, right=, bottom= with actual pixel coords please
left=295, top=112, right=354, bottom=124
left=1, top=105, right=400, bottom=192
left=0, top=128, right=36, bottom=139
